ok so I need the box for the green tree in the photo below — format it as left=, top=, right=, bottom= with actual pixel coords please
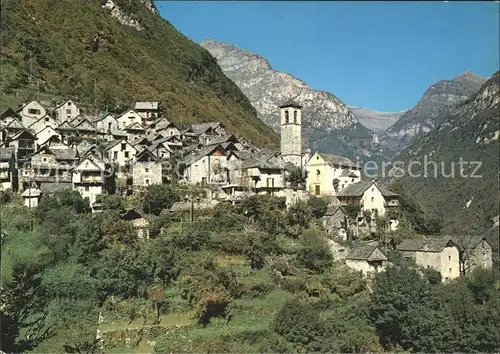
left=296, top=230, right=333, bottom=273
left=307, top=196, right=328, bottom=219
left=142, top=184, right=180, bottom=215
left=1, top=262, right=51, bottom=353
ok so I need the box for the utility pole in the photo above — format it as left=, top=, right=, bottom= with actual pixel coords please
left=189, top=194, right=194, bottom=223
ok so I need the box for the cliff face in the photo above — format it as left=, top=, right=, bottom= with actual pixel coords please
left=348, top=107, right=406, bottom=133
left=200, top=39, right=380, bottom=161
left=389, top=71, right=499, bottom=234
left=381, top=71, right=488, bottom=153
left=0, top=0, right=278, bottom=147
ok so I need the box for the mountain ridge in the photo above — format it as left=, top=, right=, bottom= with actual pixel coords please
left=0, top=0, right=278, bottom=147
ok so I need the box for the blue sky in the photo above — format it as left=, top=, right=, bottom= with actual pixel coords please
left=156, top=1, right=499, bottom=112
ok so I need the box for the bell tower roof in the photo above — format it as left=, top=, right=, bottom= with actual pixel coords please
left=279, top=100, right=302, bottom=109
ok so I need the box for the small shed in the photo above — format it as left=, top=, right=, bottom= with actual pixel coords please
left=345, top=243, right=388, bottom=276
left=121, top=208, right=150, bottom=239
left=21, top=188, right=41, bottom=208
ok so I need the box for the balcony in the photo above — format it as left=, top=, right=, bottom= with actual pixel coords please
left=80, top=176, right=104, bottom=184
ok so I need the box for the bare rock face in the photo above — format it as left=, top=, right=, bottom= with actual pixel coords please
left=101, top=0, right=144, bottom=30
left=200, top=39, right=379, bottom=160
left=381, top=71, right=488, bottom=153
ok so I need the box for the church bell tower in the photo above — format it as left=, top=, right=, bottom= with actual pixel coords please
left=280, top=100, right=302, bottom=167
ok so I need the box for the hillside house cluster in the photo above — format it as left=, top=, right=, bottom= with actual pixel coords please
left=1, top=98, right=494, bottom=280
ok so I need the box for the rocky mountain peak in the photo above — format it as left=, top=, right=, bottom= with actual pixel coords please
left=200, top=39, right=379, bottom=160
left=381, top=71, right=489, bottom=153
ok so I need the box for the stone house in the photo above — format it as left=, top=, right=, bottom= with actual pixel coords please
left=94, top=113, right=119, bottom=133
left=190, top=122, right=226, bottom=137
left=305, top=152, right=361, bottom=196
left=0, top=147, right=16, bottom=191
left=322, top=202, right=349, bottom=240
left=104, top=139, right=137, bottom=168
left=151, top=118, right=180, bottom=138
left=345, top=243, right=389, bottom=276
left=23, top=144, right=78, bottom=189
left=28, top=114, right=58, bottom=134
left=116, top=110, right=143, bottom=130
left=17, top=101, right=46, bottom=127
left=74, top=119, right=99, bottom=141
left=336, top=180, right=399, bottom=218
left=121, top=208, right=150, bottom=239
left=4, top=119, right=27, bottom=138
left=181, top=144, right=229, bottom=185
left=54, top=100, right=80, bottom=122
left=124, top=122, right=145, bottom=141
left=5, top=130, right=37, bottom=162
left=450, top=235, right=493, bottom=274
left=134, top=101, right=159, bottom=121
left=35, top=126, right=62, bottom=147
left=132, top=149, right=162, bottom=189
left=396, top=236, right=460, bottom=281
left=21, top=187, right=41, bottom=208
left=72, top=155, right=107, bottom=205
left=148, top=140, right=172, bottom=160
left=104, top=128, right=128, bottom=142
left=55, top=121, right=78, bottom=144
left=240, top=155, right=285, bottom=195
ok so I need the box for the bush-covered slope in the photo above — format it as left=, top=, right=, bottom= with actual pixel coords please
left=388, top=72, right=500, bottom=235
left=0, top=0, right=278, bottom=147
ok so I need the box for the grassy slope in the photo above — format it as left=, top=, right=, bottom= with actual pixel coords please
left=0, top=0, right=278, bottom=148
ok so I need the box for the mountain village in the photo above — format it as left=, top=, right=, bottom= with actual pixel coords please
left=0, top=98, right=493, bottom=282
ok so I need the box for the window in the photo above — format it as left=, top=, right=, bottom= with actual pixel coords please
left=42, top=157, right=47, bottom=163
left=482, top=262, right=485, bottom=267
left=145, top=179, right=150, bottom=185
left=108, top=122, right=112, bottom=130
left=45, top=117, right=49, bottom=122
left=372, top=188, right=375, bottom=192
left=449, top=268, right=452, bottom=273
left=129, top=116, right=134, bottom=120
left=145, top=168, right=149, bottom=173
left=121, top=143, right=126, bottom=150
left=293, top=110, right=298, bottom=124
left=316, top=169, right=320, bottom=175
left=113, top=151, right=118, bottom=160
left=28, top=108, right=41, bottom=115
left=67, top=102, right=72, bottom=106
left=315, top=185, right=320, bottom=195
left=85, top=186, right=89, bottom=192
left=66, top=109, right=71, bottom=114
left=284, top=110, right=289, bottom=123
left=125, top=151, right=129, bottom=158
left=351, top=178, right=354, bottom=182
left=448, top=255, right=451, bottom=261
left=371, top=197, right=374, bottom=202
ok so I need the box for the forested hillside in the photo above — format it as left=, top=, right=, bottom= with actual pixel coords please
left=389, top=71, right=499, bottom=235
left=0, top=0, right=278, bottom=147
left=1, top=187, right=498, bottom=353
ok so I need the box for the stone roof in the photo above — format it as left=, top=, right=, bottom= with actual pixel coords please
left=6, top=118, right=26, bottom=130
left=135, top=101, right=158, bottom=110
left=241, top=153, right=285, bottom=170
left=279, top=100, right=302, bottom=109
left=56, top=121, right=77, bottom=131
left=51, top=147, right=79, bottom=161
left=190, top=122, right=223, bottom=135
left=346, top=244, right=387, bottom=261
left=206, top=134, right=239, bottom=146
left=336, top=180, right=398, bottom=198
left=108, top=128, right=128, bottom=137
left=396, top=236, right=455, bottom=252
left=121, top=208, right=146, bottom=221
left=181, top=144, right=225, bottom=166
left=321, top=153, right=358, bottom=169
left=77, top=140, right=96, bottom=156
left=450, top=235, right=490, bottom=251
